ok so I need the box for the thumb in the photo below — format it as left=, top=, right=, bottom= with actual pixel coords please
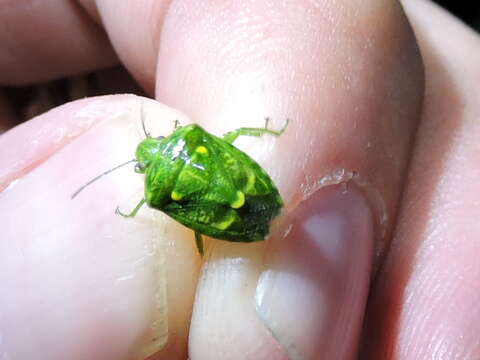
left=0, top=95, right=199, bottom=360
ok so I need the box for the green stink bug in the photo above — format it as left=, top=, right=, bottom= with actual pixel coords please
left=73, top=117, right=287, bottom=255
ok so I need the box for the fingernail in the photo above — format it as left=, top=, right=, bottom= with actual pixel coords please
left=255, top=184, right=374, bottom=360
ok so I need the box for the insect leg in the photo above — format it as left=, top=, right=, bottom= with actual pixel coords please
left=194, top=231, right=204, bottom=256
left=115, top=198, right=146, bottom=218
left=222, top=118, right=289, bottom=144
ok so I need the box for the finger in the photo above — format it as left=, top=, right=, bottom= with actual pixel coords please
left=0, top=95, right=199, bottom=360
left=152, top=1, right=423, bottom=359
left=0, top=1, right=118, bottom=85
left=363, top=0, right=480, bottom=358
left=88, top=0, right=173, bottom=94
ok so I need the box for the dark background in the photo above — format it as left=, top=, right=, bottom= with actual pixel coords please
left=435, top=0, right=480, bottom=30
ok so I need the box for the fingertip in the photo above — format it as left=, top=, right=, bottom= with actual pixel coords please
left=0, top=95, right=199, bottom=359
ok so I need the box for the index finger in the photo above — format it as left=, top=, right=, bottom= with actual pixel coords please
left=146, top=0, right=424, bottom=359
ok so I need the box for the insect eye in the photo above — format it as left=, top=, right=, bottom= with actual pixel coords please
left=135, top=163, right=147, bottom=173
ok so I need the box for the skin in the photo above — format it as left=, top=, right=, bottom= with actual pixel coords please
left=0, top=0, right=478, bottom=359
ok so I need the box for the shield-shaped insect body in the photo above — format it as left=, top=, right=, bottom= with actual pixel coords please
left=73, top=119, right=288, bottom=255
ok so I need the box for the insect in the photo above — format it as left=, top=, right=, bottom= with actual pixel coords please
left=72, top=115, right=288, bottom=255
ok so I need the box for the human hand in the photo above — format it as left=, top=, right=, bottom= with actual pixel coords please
left=1, top=0, right=477, bottom=359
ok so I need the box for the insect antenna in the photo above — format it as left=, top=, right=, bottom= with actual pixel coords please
left=71, top=159, right=137, bottom=199
left=141, top=103, right=151, bottom=138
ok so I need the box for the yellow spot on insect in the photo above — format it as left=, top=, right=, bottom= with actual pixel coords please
left=230, top=191, right=245, bottom=209
left=196, top=146, right=208, bottom=154
left=171, top=191, right=182, bottom=201
left=244, top=171, right=256, bottom=192
left=212, top=213, right=235, bottom=230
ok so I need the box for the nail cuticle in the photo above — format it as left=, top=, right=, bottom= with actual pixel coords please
left=280, top=169, right=388, bottom=262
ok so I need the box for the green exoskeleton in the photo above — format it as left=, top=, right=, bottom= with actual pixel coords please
left=73, top=116, right=288, bottom=255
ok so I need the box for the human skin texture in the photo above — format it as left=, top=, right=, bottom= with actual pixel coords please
left=1, top=0, right=478, bottom=359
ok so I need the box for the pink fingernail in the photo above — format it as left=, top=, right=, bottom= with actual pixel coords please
left=255, top=184, right=374, bottom=360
